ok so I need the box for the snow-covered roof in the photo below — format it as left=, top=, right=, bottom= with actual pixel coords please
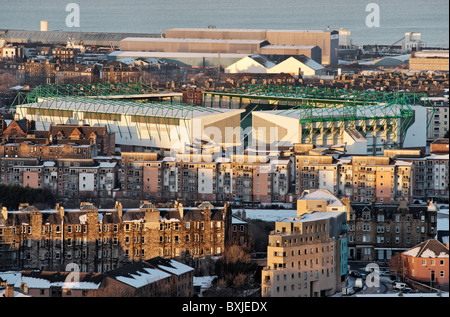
left=281, top=211, right=344, bottom=223
left=232, top=215, right=247, bottom=224
left=403, top=239, right=449, bottom=258
left=0, top=288, right=31, bottom=297
left=0, top=271, right=104, bottom=290
left=114, top=267, right=171, bottom=288
left=156, top=260, right=194, bottom=276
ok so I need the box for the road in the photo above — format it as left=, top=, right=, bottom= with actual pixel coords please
left=342, top=261, right=400, bottom=296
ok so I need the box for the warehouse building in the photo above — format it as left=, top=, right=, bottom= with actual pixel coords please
left=0, top=29, right=159, bottom=46
left=107, top=51, right=248, bottom=68
left=119, top=37, right=269, bottom=54
left=225, top=54, right=325, bottom=77
left=259, top=45, right=322, bottom=64
left=409, top=50, right=449, bottom=72
left=164, top=28, right=338, bottom=65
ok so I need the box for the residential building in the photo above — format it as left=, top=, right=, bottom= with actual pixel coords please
left=51, top=47, right=78, bottom=65
left=401, top=239, right=449, bottom=291
left=261, top=211, right=347, bottom=297
left=0, top=270, right=104, bottom=297
left=231, top=215, right=249, bottom=247
left=347, top=201, right=438, bottom=261
left=426, top=96, right=449, bottom=140
left=384, top=149, right=449, bottom=201
left=0, top=256, right=194, bottom=297
left=0, top=201, right=233, bottom=273
left=103, top=257, right=193, bottom=297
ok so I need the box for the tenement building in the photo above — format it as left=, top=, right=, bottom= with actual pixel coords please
left=346, top=200, right=438, bottom=261
left=0, top=201, right=233, bottom=273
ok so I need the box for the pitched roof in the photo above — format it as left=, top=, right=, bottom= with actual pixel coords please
left=288, top=55, right=325, bottom=70
left=144, top=257, right=194, bottom=276
left=105, top=261, right=171, bottom=288
left=19, top=270, right=105, bottom=290
left=403, top=239, right=449, bottom=258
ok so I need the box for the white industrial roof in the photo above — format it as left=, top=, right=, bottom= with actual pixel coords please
left=256, top=104, right=403, bottom=120
left=18, top=98, right=244, bottom=119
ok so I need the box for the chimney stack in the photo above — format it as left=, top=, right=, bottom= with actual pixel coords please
left=115, top=201, right=123, bottom=221
left=178, top=202, right=184, bottom=220
left=1, top=206, right=7, bottom=221
left=5, top=284, right=15, bottom=297
left=56, top=203, right=65, bottom=220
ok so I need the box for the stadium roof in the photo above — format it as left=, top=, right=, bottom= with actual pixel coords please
left=17, top=97, right=241, bottom=119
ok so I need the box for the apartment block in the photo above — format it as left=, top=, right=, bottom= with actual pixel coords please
left=294, top=150, right=416, bottom=204
left=384, top=149, right=449, bottom=201
left=120, top=152, right=292, bottom=205
left=261, top=211, right=347, bottom=297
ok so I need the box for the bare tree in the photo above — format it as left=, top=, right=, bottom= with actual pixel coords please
left=0, top=72, right=18, bottom=92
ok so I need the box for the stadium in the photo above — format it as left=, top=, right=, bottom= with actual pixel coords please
left=203, top=84, right=430, bottom=153
left=13, top=83, right=244, bottom=151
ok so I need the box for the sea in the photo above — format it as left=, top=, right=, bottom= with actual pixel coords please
left=0, top=0, right=448, bottom=47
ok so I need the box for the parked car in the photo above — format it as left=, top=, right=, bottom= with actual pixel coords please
left=342, top=286, right=355, bottom=296
left=349, top=270, right=363, bottom=278
left=400, top=287, right=413, bottom=293
left=392, top=281, right=408, bottom=290
left=379, top=269, right=391, bottom=276
left=354, top=278, right=364, bottom=289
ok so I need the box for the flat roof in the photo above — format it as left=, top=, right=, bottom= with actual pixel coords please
left=121, top=37, right=266, bottom=44
left=261, top=45, right=317, bottom=49
left=279, top=211, right=344, bottom=223
left=166, top=28, right=330, bottom=33
left=109, top=51, right=249, bottom=59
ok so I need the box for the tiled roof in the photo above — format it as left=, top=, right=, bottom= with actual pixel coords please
left=403, top=239, right=449, bottom=258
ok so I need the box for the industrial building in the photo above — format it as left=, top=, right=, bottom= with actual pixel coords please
left=0, top=29, right=159, bottom=46
left=225, top=54, right=325, bottom=77
left=409, top=50, right=449, bottom=72
left=164, top=28, right=338, bottom=65
left=107, top=51, right=248, bottom=68
left=119, top=37, right=269, bottom=54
